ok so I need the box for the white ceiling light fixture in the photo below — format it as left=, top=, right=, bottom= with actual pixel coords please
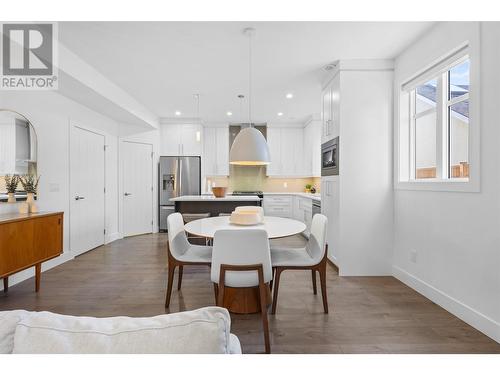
left=229, top=27, right=270, bottom=166
left=285, top=93, right=294, bottom=99
left=277, top=112, right=283, bottom=116
left=226, top=111, right=232, bottom=116
left=175, top=111, right=181, bottom=116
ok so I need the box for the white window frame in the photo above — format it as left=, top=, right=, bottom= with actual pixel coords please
left=395, top=43, right=480, bottom=193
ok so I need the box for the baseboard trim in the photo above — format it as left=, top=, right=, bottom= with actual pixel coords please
left=327, top=258, right=339, bottom=272
left=105, top=232, right=122, bottom=244
left=0, top=252, right=74, bottom=292
left=392, top=265, right=500, bottom=344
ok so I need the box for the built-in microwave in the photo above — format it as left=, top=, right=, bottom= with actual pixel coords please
left=321, top=137, right=339, bottom=176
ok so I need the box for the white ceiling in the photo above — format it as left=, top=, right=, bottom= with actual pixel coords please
left=59, top=22, right=434, bottom=124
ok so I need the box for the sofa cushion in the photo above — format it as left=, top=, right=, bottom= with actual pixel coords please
left=0, top=310, right=28, bottom=354
left=12, top=307, right=234, bottom=354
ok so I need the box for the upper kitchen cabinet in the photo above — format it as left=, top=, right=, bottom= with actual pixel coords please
left=266, top=127, right=281, bottom=176
left=303, top=119, right=322, bottom=177
left=321, top=74, right=340, bottom=143
left=160, top=123, right=202, bottom=156
left=266, top=127, right=304, bottom=177
left=203, top=126, right=229, bottom=176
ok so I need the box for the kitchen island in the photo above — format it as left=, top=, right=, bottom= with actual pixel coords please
left=170, top=195, right=262, bottom=217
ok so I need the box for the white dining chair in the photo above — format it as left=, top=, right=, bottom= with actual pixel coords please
left=165, top=212, right=212, bottom=308
left=270, top=214, right=329, bottom=314
left=211, top=229, right=272, bottom=354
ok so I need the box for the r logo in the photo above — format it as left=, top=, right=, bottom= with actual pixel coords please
left=2, top=23, right=53, bottom=76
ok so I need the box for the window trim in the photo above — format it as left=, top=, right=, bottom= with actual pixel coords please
left=395, top=43, right=480, bottom=193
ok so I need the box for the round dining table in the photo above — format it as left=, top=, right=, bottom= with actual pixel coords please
left=184, top=215, right=307, bottom=239
left=184, top=215, right=307, bottom=314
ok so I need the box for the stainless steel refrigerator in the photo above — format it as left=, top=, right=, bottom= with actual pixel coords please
left=159, top=156, right=201, bottom=231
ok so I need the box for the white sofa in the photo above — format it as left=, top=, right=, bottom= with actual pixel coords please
left=0, top=306, right=241, bottom=354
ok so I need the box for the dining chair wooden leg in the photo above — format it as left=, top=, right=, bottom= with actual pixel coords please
left=311, top=269, right=317, bottom=295
left=165, top=263, right=176, bottom=308
left=319, top=263, right=328, bottom=313
left=213, top=283, right=219, bottom=304
left=177, top=265, right=183, bottom=290
left=271, top=268, right=283, bottom=315
left=257, top=267, right=271, bottom=354
left=270, top=267, right=275, bottom=291
left=217, top=268, right=226, bottom=308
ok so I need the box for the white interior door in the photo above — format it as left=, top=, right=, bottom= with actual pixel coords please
left=122, top=141, right=153, bottom=237
left=70, top=126, right=105, bottom=256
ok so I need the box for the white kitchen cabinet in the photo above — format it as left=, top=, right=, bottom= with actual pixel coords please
left=263, top=195, right=293, bottom=218
left=321, top=75, right=339, bottom=143
left=303, top=120, right=322, bottom=177
left=215, top=127, right=229, bottom=175
left=266, top=128, right=282, bottom=176
left=180, top=124, right=202, bottom=156
left=203, top=126, right=229, bottom=176
left=321, top=85, right=333, bottom=144
left=266, top=127, right=304, bottom=177
left=293, top=196, right=313, bottom=236
left=160, top=124, right=202, bottom=156
left=321, top=176, right=339, bottom=263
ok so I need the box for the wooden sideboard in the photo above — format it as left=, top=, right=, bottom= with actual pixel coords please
left=0, top=212, right=63, bottom=293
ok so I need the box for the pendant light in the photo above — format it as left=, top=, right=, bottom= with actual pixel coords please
left=229, top=27, right=270, bottom=166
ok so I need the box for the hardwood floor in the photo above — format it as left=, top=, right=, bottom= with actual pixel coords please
left=1, top=233, right=499, bottom=354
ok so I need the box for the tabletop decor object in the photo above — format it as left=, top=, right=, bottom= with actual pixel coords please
left=212, top=186, right=227, bottom=198
left=19, top=174, right=40, bottom=213
left=4, top=174, right=19, bottom=203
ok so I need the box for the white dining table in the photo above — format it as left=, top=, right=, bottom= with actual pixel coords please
left=184, top=215, right=306, bottom=239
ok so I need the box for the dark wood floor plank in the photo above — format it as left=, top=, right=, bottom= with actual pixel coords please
left=1, top=233, right=498, bottom=354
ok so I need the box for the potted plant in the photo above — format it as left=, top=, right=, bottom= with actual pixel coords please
left=4, top=174, right=19, bottom=203
left=305, top=184, right=312, bottom=193
left=19, top=174, right=40, bottom=212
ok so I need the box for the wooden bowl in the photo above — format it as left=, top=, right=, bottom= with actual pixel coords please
left=212, top=187, right=227, bottom=198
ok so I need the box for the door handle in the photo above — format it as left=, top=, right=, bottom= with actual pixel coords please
left=75, top=196, right=85, bottom=200
left=124, top=192, right=132, bottom=196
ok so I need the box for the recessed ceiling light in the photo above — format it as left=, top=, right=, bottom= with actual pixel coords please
left=277, top=112, right=283, bottom=116
left=227, top=111, right=233, bottom=116
left=285, top=93, right=293, bottom=99
left=175, top=111, right=181, bottom=116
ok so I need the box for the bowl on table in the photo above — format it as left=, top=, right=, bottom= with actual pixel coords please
left=212, top=187, right=227, bottom=198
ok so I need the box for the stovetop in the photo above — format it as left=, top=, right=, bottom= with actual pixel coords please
left=231, top=191, right=264, bottom=198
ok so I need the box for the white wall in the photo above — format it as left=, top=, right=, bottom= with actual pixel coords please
left=393, top=22, right=500, bottom=342
left=337, top=68, right=394, bottom=276
left=0, top=90, right=120, bottom=290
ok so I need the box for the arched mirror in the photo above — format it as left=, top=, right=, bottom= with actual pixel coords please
left=0, top=109, right=38, bottom=202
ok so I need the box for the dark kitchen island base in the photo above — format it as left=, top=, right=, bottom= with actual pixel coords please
left=174, top=199, right=261, bottom=217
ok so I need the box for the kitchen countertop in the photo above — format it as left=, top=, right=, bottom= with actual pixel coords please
left=263, top=192, right=321, bottom=200
left=170, top=195, right=262, bottom=202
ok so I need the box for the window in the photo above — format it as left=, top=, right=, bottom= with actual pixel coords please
left=407, top=56, right=470, bottom=182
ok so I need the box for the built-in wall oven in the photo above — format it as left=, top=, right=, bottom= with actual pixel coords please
left=321, top=136, right=339, bottom=176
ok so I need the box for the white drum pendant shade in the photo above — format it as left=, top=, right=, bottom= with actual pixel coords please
left=229, top=127, right=270, bottom=165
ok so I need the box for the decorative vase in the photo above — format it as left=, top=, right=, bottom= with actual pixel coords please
left=305, top=188, right=311, bottom=194
left=7, top=192, right=16, bottom=203
left=310, top=187, right=316, bottom=194
left=18, top=202, right=29, bottom=214
left=26, top=192, right=39, bottom=213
